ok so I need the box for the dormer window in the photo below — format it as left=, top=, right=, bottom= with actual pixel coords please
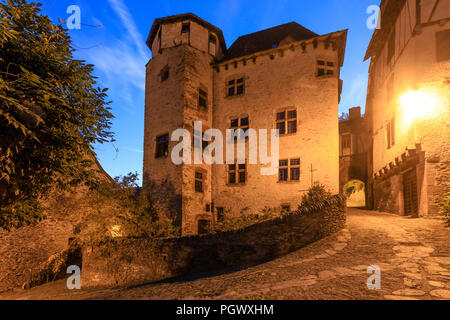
left=181, top=22, right=190, bottom=34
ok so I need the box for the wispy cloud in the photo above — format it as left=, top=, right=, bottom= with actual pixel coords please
left=107, top=0, right=149, bottom=60
left=125, top=147, right=144, bottom=154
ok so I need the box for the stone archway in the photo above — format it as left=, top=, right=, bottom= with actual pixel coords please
left=343, top=180, right=366, bottom=208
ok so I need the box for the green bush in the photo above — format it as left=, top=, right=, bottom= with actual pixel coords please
left=300, top=182, right=332, bottom=208
left=438, top=193, right=450, bottom=227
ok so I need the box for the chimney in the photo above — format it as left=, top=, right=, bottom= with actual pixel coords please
left=349, top=107, right=361, bottom=120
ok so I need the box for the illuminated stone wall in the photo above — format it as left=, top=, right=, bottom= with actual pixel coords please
left=82, top=195, right=346, bottom=288
left=366, top=0, right=450, bottom=215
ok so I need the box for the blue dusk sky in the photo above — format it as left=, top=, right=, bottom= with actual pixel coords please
left=38, top=0, right=381, bottom=183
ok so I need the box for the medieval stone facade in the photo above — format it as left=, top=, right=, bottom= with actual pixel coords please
left=143, top=14, right=347, bottom=235
left=365, top=0, right=450, bottom=216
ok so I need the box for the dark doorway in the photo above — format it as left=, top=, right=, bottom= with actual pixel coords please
left=403, top=169, right=418, bottom=217
left=198, top=219, right=211, bottom=235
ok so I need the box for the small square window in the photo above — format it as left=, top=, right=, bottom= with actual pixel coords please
left=317, top=60, right=335, bottom=77
left=277, top=109, right=297, bottom=135
left=227, top=78, right=245, bottom=97
left=231, top=119, right=239, bottom=128
left=240, top=118, right=249, bottom=127
left=156, top=134, right=169, bottom=158
left=181, top=23, right=190, bottom=34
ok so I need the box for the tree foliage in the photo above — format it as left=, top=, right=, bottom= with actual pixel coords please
left=0, top=0, right=114, bottom=228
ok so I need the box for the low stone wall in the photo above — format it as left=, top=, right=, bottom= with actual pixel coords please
left=0, top=214, right=75, bottom=293
left=82, top=195, right=346, bottom=288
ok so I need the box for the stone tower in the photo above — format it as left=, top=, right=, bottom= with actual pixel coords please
left=144, top=14, right=226, bottom=234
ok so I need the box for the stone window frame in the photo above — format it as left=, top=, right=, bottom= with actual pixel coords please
left=229, top=114, right=250, bottom=141
left=386, top=117, right=396, bottom=150
left=341, top=133, right=352, bottom=155
left=155, top=133, right=169, bottom=159
left=195, top=170, right=205, bottom=193
left=227, top=162, right=247, bottom=185
left=316, top=57, right=336, bottom=78
left=181, top=22, right=190, bottom=34
left=274, top=107, right=298, bottom=136
left=225, top=75, right=246, bottom=98
left=278, top=158, right=301, bottom=183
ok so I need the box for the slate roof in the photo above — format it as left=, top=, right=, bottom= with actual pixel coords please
left=222, top=22, right=318, bottom=61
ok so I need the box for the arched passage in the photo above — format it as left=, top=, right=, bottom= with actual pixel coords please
left=343, top=180, right=366, bottom=208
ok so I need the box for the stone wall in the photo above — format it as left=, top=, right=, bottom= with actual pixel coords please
left=82, top=195, right=346, bottom=288
left=0, top=209, right=76, bottom=293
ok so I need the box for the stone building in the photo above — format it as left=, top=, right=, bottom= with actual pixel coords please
left=365, top=0, right=450, bottom=216
left=143, top=13, right=347, bottom=235
left=339, top=107, right=370, bottom=207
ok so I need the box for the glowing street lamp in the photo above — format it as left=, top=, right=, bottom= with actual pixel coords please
left=399, top=88, right=443, bottom=132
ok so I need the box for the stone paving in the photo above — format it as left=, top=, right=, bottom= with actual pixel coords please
left=1, top=209, right=449, bottom=300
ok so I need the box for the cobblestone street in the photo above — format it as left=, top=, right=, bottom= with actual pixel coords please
left=1, top=209, right=449, bottom=300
